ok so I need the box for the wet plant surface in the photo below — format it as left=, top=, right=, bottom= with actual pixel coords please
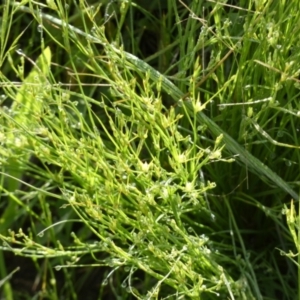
left=1, top=0, right=300, bottom=299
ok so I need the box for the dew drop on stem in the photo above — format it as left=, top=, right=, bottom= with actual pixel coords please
left=285, top=160, right=292, bottom=167
left=102, top=279, right=108, bottom=286
left=211, top=213, right=216, bottom=222
left=124, top=266, right=130, bottom=272
left=37, top=232, right=44, bottom=237
left=16, top=49, right=23, bottom=55
left=37, top=25, right=43, bottom=33
left=277, top=130, right=284, bottom=138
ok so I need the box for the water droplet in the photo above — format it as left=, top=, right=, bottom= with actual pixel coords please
left=102, top=279, right=108, bottom=286
left=285, top=160, right=292, bottom=167
left=38, top=232, right=44, bottom=237
left=37, top=25, right=43, bottom=33
left=55, top=266, right=62, bottom=271
left=91, top=27, right=97, bottom=35
left=89, top=5, right=95, bottom=15
left=277, top=130, right=284, bottom=138
left=121, top=281, right=127, bottom=288
left=188, top=227, right=193, bottom=233
left=211, top=213, right=216, bottom=222
left=65, top=4, right=70, bottom=10
left=16, top=49, right=23, bottom=55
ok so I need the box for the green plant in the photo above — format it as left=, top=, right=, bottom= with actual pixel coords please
left=0, top=0, right=300, bottom=299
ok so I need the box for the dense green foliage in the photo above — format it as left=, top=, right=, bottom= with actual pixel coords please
left=1, top=0, right=300, bottom=299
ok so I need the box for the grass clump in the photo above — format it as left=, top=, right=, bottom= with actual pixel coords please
left=0, top=0, right=300, bottom=299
